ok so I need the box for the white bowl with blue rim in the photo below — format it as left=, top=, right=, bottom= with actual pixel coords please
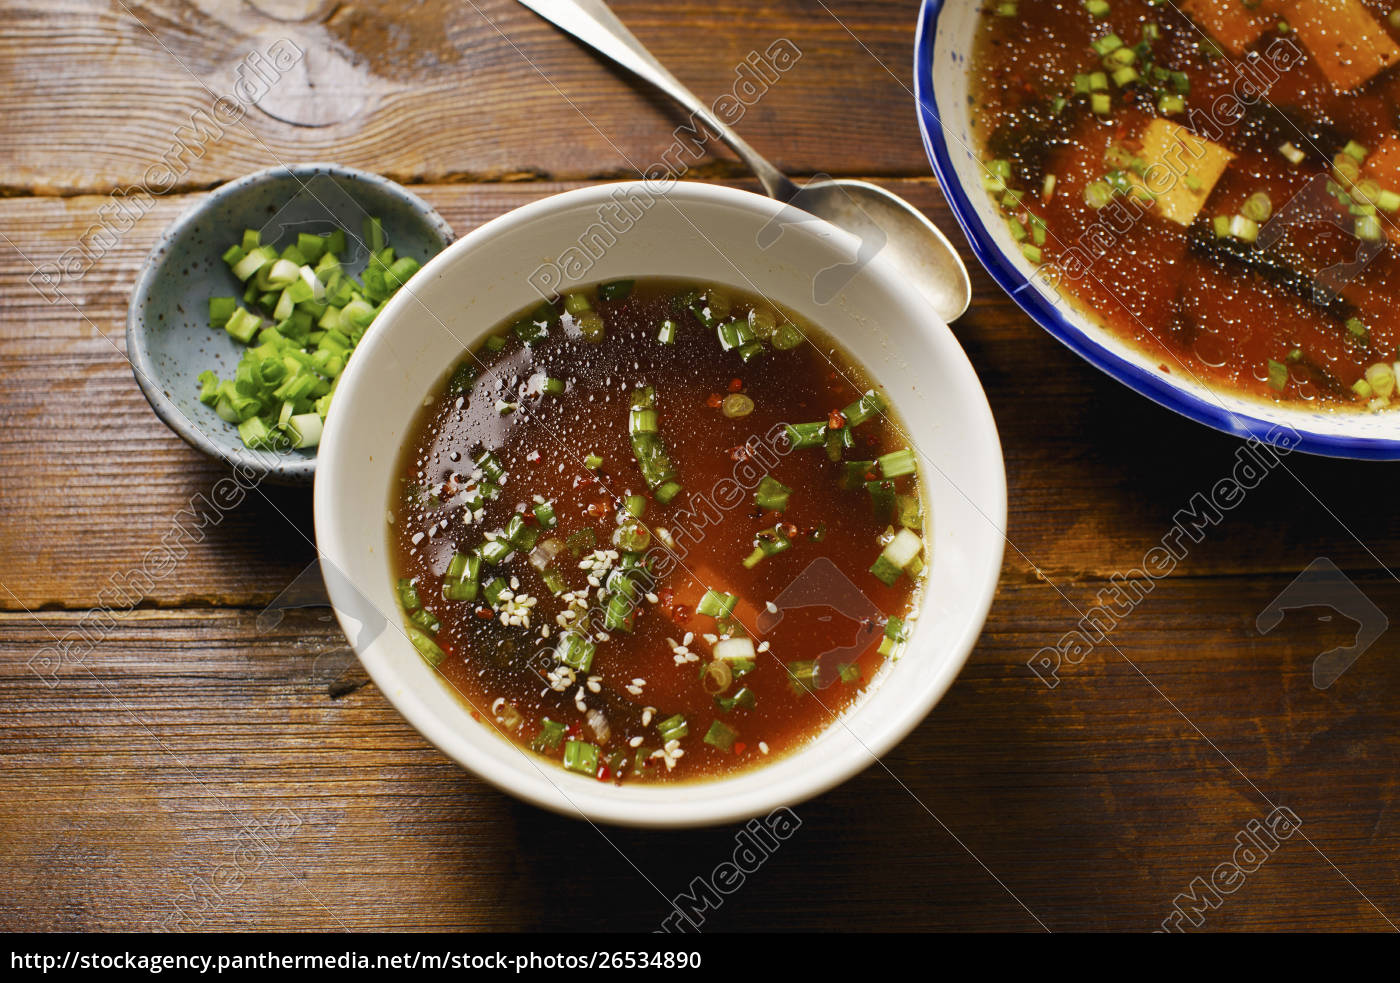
left=915, top=0, right=1400, bottom=460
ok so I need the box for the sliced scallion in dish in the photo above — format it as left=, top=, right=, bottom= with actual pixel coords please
left=200, top=220, right=422, bottom=451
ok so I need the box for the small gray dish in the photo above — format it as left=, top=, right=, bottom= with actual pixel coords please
left=126, top=163, right=454, bottom=485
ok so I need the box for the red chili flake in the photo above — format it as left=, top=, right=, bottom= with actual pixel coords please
left=706, top=392, right=724, bottom=408
left=728, top=377, right=744, bottom=393
left=597, top=763, right=612, bottom=782
left=780, top=523, right=798, bottom=539
left=470, top=711, right=481, bottom=721
left=587, top=498, right=612, bottom=518
left=1159, top=363, right=1171, bottom=373
left=729, top=444, right=753, bottom=462
left=672, top=604, right=692, bottom=624
left=827, top=409, right=847, bottom=430
left=732, top=742, right=747, bottom=755
left=474, top=606, right=495, bottom=620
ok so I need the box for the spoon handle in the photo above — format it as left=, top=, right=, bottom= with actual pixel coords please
left=515, top=0, right=798, bottom=200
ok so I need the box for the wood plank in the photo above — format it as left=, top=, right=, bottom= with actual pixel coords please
left=0, top=0, right=926, bottom=195
left=3, top=181, right=1399, bottom=611
left=0, top=581, right=1396, bottom=932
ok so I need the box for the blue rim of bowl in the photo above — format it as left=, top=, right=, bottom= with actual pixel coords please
left=125, top=162, right=456, bottom=483
left=913, top=0, right=1400, bottom=461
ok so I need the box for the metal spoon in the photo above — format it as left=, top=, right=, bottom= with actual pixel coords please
left=514, top=0, right=973, bottom=322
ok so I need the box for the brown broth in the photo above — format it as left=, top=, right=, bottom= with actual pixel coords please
left=388, top=278, right=925, bottom=784
left=969, top=0, right=1400, bottom=409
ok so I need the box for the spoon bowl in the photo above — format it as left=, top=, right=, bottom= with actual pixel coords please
left=790, top=178, right=972, bottom=319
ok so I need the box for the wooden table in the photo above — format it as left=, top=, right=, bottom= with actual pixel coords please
left=1, top=0, right=1397, bottom=934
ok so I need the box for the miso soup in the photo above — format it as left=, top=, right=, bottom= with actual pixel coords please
left=388, top=278, right=927, bottom=784
left=971, top=0, right=1400, bottom=410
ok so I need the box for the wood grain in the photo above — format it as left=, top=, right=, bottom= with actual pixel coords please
left=0, top=578, right=1396, bottom=932
left=4, top=180, right=1400, bottom=613
left=0, top=0, right=925, bottom=195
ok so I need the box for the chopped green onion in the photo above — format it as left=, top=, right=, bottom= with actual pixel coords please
left=743, top=525, right=793, bottom=568
left=784, top=421, right=827, bottom=449
left=885, top=616, right=909, bottom=642
left=703, top=719, right=739, bottom=752
left=657, top=714, right=688, bottom=742
left=405, top=626, right=445, bottom=667
left=772, top=322, right=803, bottom=350
left=842, top=390, right=885, bottom=426
left=1267, top=359, right=1288, bottom=391
left=786, top=660, right=817, bottom=694
left=1229, top=215, right=1259, bottom=243
left=697, top=589, right=738, bottom=619
left=1343, top=140, right=1369, bottom=163
left=1242, top=192, right=1273, bottom=222
left=878, top=448, right=917, bottom=478
left=1084, top=181, right=1114, bottom=209
left=397, top=577, right=421, bottom=611
left=841, top=460, right=875, bottom=490
left=1111, top=66, right=1139, bottom=87
left=408, top=607, right=440, bottom=634
left=541, top=568, right=567, bottom=595
left=563, top=739, right=599, bottom=775
left=1084, top=0, right=1109, bottom=17
left=532, top=718, right=566, bottom=753
left=481, top=538, right=512, bottom=565
left=556, top=631, right=596, bottom=672
left=754, top=474, right=792, bottom=511
left=628, top=387, right=681, bottom=496
left=896, top=493, right=921, bottom=529
left=657, top=318, right=679, bottom=345
left=870, top=528, right=924, bottom=586
left=482, top=577, right=508, bottom=606
left=866, top=479, right=895, bottom=520
left=1092, top=33, right=1124, bottom=56
left=1355, top=214, right=1384, bottom=241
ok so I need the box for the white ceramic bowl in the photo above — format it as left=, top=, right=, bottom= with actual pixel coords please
left=916, top=0, right=1400, bottom=459
left=314, top=181, right=1006, bottom=827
